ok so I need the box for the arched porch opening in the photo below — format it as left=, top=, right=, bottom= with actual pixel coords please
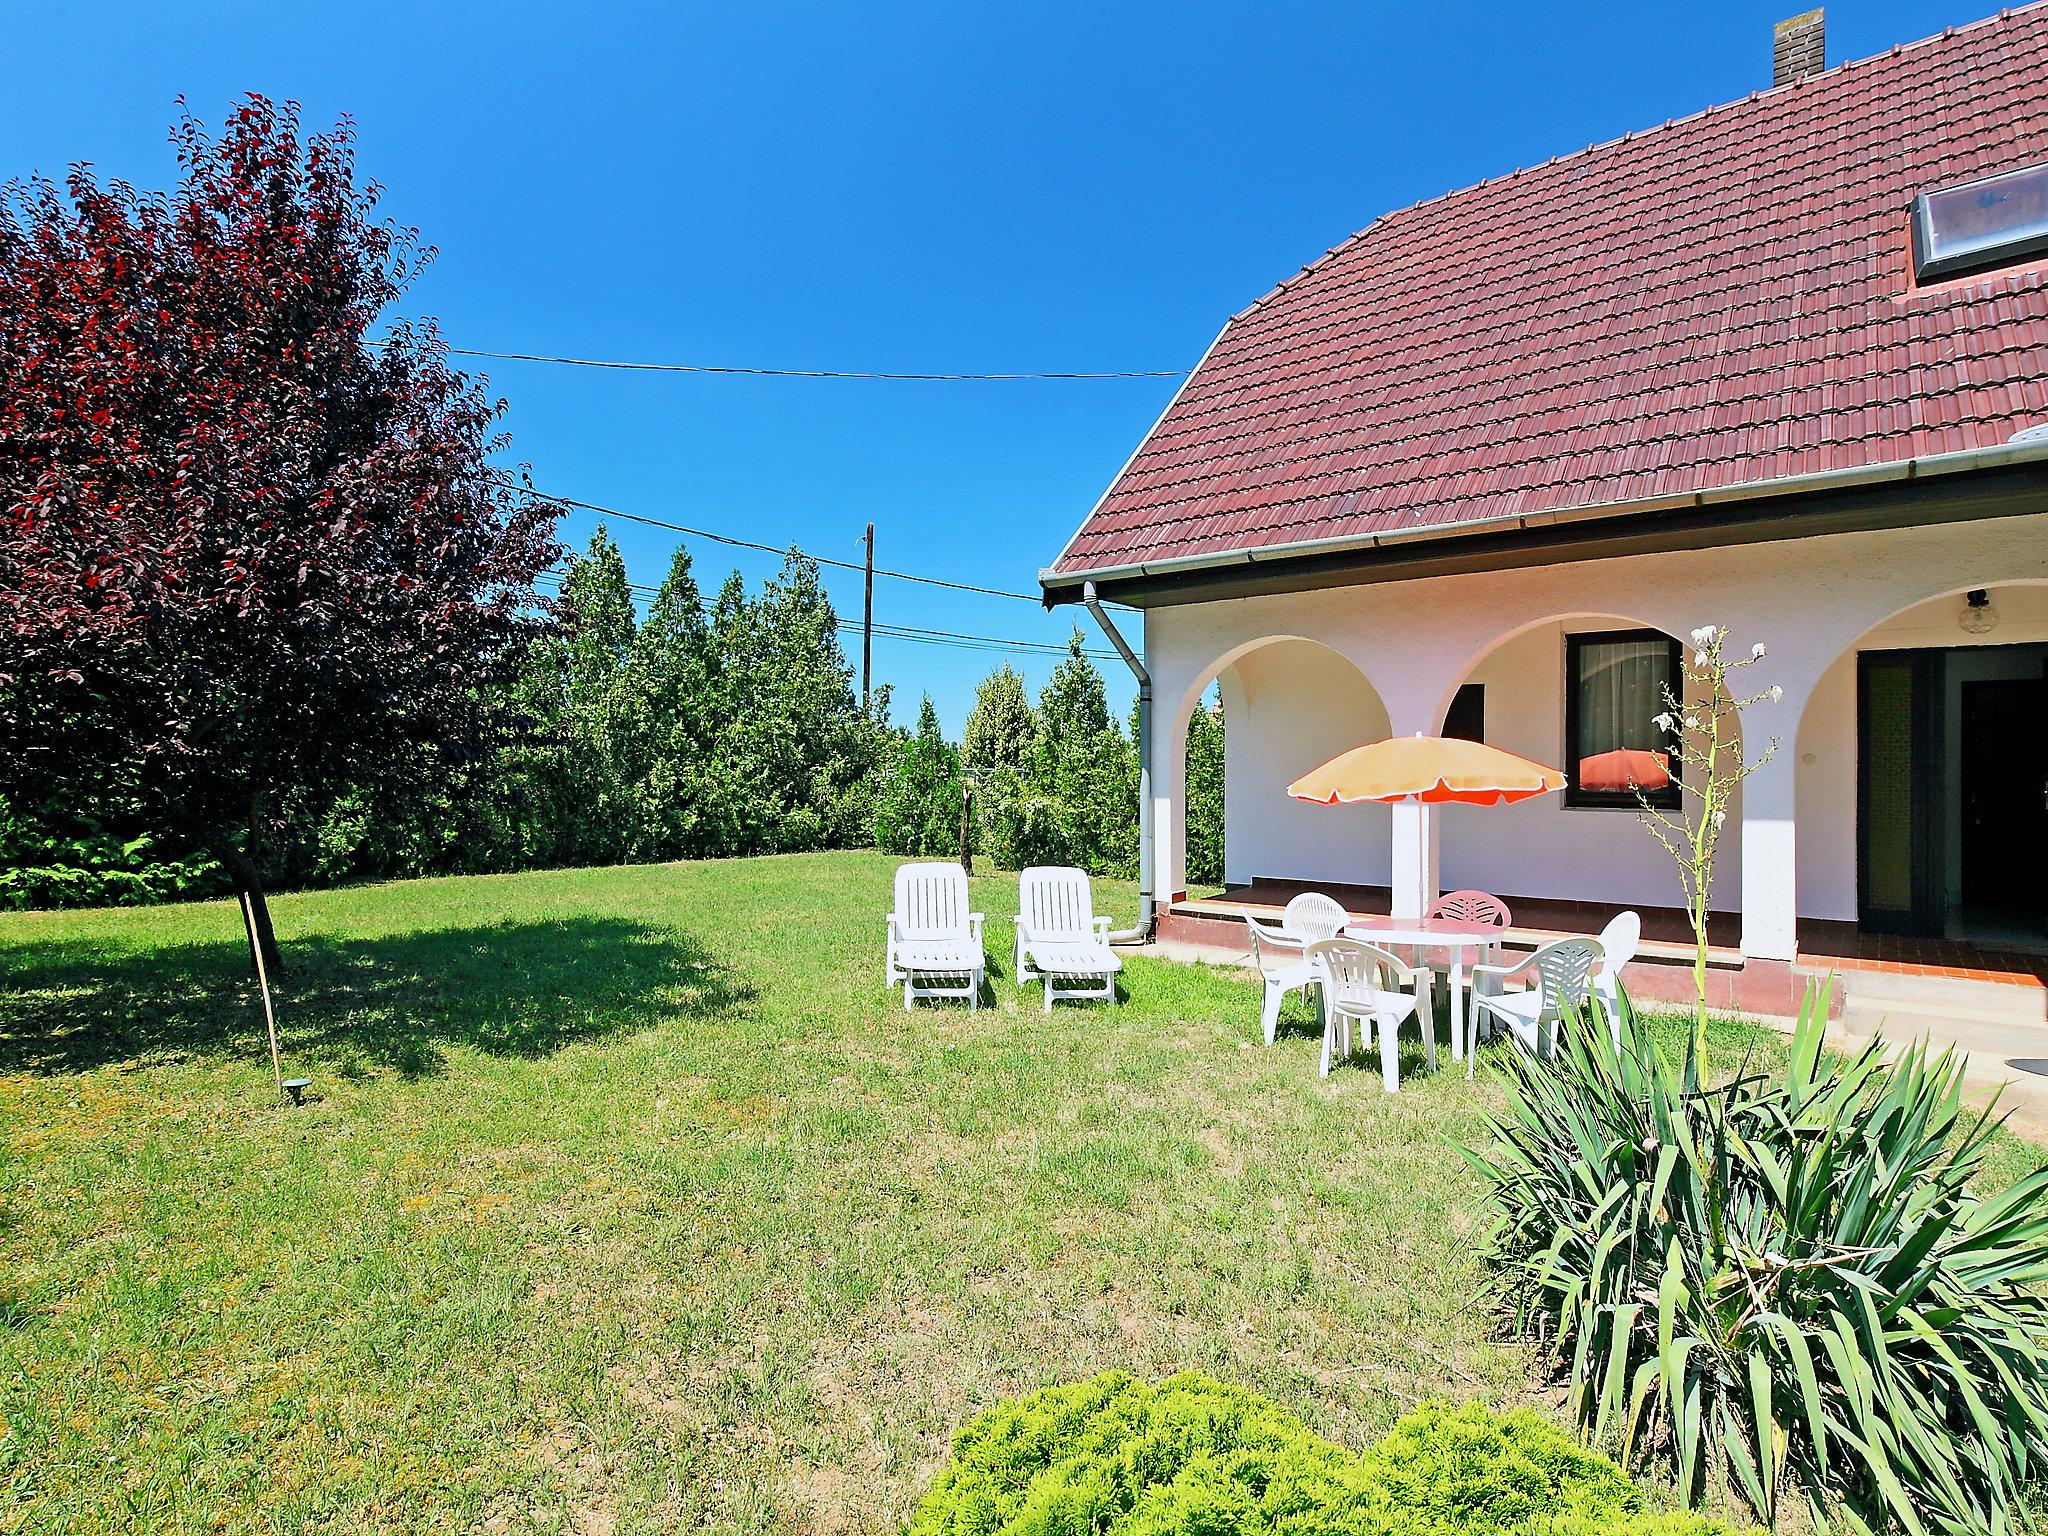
left=1794, top=580, right=2048, bottom=950
left=1425, top=612, right=1743, bottom=918
left=1163, top=635, right=1391, bottom=903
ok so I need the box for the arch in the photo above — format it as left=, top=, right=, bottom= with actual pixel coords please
left=1422, top=610, right=1742, bottom=915
left=1427, top=608, right=1684, bottom=736
left=1791, top=577, right=2048, bottom=933
left=1158, top=634, right=1393, bottom=900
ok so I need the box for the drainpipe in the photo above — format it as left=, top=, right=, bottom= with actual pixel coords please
left=1083, top=581, right=1154, bottom=944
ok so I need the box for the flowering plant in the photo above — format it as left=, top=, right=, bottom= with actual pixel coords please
left=1638, top=625, right=1778, bottom=1070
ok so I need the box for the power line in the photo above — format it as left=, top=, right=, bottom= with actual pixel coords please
left=506, top=477, right=1071, bottom=606
left=532, top=568, right=1112, bottom=662
left=438, top=344, right=1187, bottom=383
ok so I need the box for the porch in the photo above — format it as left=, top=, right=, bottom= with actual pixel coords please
left=1158, top=879, right=2048, bottom=1020
left=1131, top=512, right=2048, bottom=1029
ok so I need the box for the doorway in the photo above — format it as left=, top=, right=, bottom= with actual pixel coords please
left=1958, top=676, right=2048, bottom=937
left=1858, top=643, right=2048, bottom=943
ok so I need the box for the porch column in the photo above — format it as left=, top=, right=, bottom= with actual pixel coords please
left=1390, top=801, right=1440, bottom=920
left=1150, top=699, right=1186, bottom=909
left=1739, top=745, right=1798, bottom=962
left=1380, top=688, right=1447, bottom=921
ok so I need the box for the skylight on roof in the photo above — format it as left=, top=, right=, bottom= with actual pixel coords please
left=1911, top=161, right=2048, bottom=283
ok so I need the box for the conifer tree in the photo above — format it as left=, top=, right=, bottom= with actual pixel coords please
left=631, top=547, right=712, bottom=855
left=874, top=697, right=965, bottom=858
left=963, top=664, right=1036, bottom=778
left=1183, top=687, right=1227, bottom=887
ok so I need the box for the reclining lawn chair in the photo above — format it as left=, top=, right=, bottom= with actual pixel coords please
left=1015, top=866, right=1122, bottom=1010
left=885, top=861, right=985, bottom=1010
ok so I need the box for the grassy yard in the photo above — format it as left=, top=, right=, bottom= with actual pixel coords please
left=2, top=852, right=2039, bottom=1534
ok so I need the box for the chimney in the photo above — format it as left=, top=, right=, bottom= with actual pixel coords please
left=1773, top=9, right=1825, bottom=86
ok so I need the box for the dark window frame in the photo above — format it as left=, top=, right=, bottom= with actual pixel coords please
left=1563, top=627, right=1683, bottom=811
left=1910, top=160, right=2048, bottom=284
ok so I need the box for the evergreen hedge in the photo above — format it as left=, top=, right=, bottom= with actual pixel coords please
left=908, top=1371, right=1732, bottom=1536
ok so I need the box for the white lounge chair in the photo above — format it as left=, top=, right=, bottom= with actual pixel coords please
left=1244, top=892, right=1349, bottom=1045
left=1591, top=911, right=1641, bottom=1047
left=1014, top=866, right=1122, bottom=1010
left=1467, top=936, right=1604, bottom=1076
left=1305, top=936, right=1433, bottom=1089
left=886, top=861, right=985, bottom=1010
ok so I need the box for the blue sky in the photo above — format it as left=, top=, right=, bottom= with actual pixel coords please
left=3, top=0, right=1978, bottom=731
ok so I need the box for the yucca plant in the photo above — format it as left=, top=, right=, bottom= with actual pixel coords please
left=1465, top=984, right=2048, bottom=1536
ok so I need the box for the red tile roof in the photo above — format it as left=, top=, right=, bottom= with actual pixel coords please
left=1049, top=6, right=2048, bottom=581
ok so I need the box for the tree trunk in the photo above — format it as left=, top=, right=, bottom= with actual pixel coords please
left=215, top=844, right=283, bottom=975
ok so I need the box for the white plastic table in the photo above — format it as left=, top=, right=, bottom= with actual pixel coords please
left=1340, top=915, right=1507, bottom=1064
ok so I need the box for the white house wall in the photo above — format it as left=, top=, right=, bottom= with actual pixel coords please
left=1436, top=621, right=1735, bottom=910
left=1219, top=639, right=1392, bottom=888
left=1144, top=509, right=2048, bottom=957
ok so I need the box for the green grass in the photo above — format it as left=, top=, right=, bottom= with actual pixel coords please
left=0, top=852, right=2030, bottom=1533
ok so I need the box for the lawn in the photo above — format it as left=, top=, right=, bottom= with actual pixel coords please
left=1, top=852, right=2037, bottom=1534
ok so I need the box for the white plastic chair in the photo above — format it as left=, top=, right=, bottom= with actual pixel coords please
left=1429, top=890, right=1512, bottom=931
left=1243, top=892, right=1349, bottom=1045
left=1467, top=936, right=1604, bottom=1076
left=1422, top=889, right=1512, bottom=1041
left=885, top=862, right=985, bottom=1010
left=1014, top=866, right=1122, bottom=1010
left=1305, top=937, right=1433, bottom=1089
left=1591, top=911, right=1641, bottom=1047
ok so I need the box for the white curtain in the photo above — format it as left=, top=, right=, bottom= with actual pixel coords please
left=1574, top=637, right=1670, bottom=769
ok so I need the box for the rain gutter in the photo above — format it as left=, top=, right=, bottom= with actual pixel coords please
left=1038, top=437, right=2048, bottom=599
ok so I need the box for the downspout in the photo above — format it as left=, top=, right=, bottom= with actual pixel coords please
left=1082, top=581, right=1154, bottom=944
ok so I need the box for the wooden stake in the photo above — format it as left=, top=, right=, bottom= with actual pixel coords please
left=242, top=890, right=286, bottom=1103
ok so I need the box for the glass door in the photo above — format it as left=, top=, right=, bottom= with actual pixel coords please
left=1857, top=650, right=1943, bottom=936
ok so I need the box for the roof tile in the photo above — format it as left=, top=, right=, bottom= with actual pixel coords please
left=1052, top=5, right=2048, bottom=575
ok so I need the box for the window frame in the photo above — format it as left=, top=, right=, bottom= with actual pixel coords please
left=1910, top=160, right=2048, bottom=284
left=1562, top=627, right=1683, bottom=811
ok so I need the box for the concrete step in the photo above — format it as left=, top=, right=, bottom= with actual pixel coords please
left=1813, top=962, right=2047, bottom=1023
left=1837, top=992, right=2048, bottom=1050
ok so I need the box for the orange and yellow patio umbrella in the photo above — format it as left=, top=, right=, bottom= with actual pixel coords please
left=1287, top=734, right=1567, bottom=807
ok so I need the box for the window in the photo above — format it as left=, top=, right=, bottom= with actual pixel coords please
left=1564, top=629, right=1681, bottom=809
left=1911, top=161, right=2048, bottom=283
left=1444, top=683, right=1484, bottom=743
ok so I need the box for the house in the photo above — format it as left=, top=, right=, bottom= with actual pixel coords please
left=1040, top=8, right=2048, bottom=1016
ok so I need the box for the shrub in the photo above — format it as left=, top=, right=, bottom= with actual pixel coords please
left=874, top=698, right=965, bottom=858
left=1464, top=985, right=2048, bottom=1536
left=0, top=793, right=221, bottom=909
left=907, top=1371, right=1731, bottom=1536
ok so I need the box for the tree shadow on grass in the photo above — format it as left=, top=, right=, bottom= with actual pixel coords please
left=0, top=915, right=752, bottom=1079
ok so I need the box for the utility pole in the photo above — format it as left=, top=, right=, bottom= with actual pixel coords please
left=861, top=521, right=875, bottom=709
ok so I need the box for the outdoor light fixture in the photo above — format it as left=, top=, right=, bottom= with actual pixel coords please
left=1960, top=588, right=1999, bottom=635
left=282, top=1077, right=311, bottom=1106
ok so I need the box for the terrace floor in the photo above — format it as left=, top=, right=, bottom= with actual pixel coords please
left=1174, top=879, right=2048, bottom=990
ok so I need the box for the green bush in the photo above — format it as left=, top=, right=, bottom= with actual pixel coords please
left=874, top=698, right=967, bottom=858
left=0, top=793, right=221, bottom=909
left=1464, top=985, right=2048, bottom=1536
left=908, top=1371, right=1731, bottom=1536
